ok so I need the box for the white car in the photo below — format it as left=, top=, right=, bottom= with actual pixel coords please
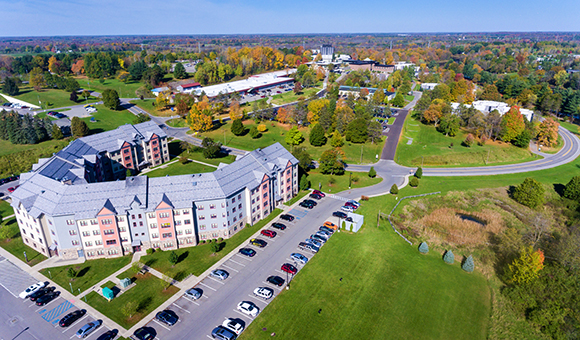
left=19, top=281, right=47, bottom=299
left=290, top=253, right=309, bottom=265
left=253, top=287, right=274, bottom=299
left=222, top=318, right=245, bottom=335
left=237, top=301, right=259, bottom=317
left=341, top=205, right=355, bottom=213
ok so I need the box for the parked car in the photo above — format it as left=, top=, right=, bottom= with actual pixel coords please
left=332, top=211, right=348, bottom=219
left=222, top=318, right=245, bottom=335
left=210, top=269, right=229, bottom=280
left=239, top=248, right=257, bottom=257
left=299, top=201, right=314, bottom=209
left=309, top=193, right=323, bottom=200
left=303, top=199, right=317, bottom=206
left=249, top=238, right=267, bottom=248
left=316, top=231, right=331, bottom=239
left=7, top=187, right=16, bottom=193
left=156, top=310, right=178, bottom=326
left=298, top=242, right=319, bottom=253
left=29, top=286, right=55, bottom=301
left=184, top=287, right=202, bottom=300
left=281, top=263, right=298, bottom=275
left=260, top=230, right=277, bottom=238
left=19, top=281, right=47, bottom=299
left=59, top=309, right=86, bottom=327
left=290, top=253, right=309, bottom=265
left=280, top=214, right=295, bottom=222
left=266, top=275, right=285, bottom=286
left=211, top=325, right=238, bottom=340
left=310, top=234, right=326, bottom=244
left=253, top=286, right=274, bottom=299
left=95, top=330, right=118, bottom=340
left=271, top=222, right=287, bottom=230
left=237, top=301, right=260, bottom=317
left=341, top=205, right=355, bottom=213
left=312, top=190, right=326, bottom=197
left=133, top=326, right=156, bottom=340
left=36, top=291, right=60, bottom=306
left=306, top=238, right=323, bottom=248
left=323, top=221, right=338, bottom=231
left=344, top=202, right=358, bottom=209
left=75, top=320, right=101, bottom=338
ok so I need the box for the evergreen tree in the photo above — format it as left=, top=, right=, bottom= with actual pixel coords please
left=409, top=177, right=419, bottom=187
left=231, top=119, right=245, bottom=136
left=292, top=146, right=312, bottom=173
left=563, top=176, right=580, bottom=201
left=174, top=63, right=187, bottom=79
left=67, top=267, right=77, bottom=278
left=102, top=89, right=120, bottom=110
left=390, top=184, right=399, bottom=194
left=51, top=124, right=64, bottom=140
left=513, top=178, right=545, bottom=209
left=345, top=118, right=368, bottom=143
left=309, top=123, right=326, bottom=146
left=126, top=168, right=133, bottom=177
left=391, top=92, right=405, bottom=107
left=330, top=131, right=344, bottom=147
left=169, top=251, right=179, bottom=265
left=319, top=149, right=345, bottom=175
left=299, top=174, right=310, bottom=191
left=71, top=117, right=90, bottom=137
left=415, top=167, right=423, bottom=178
left=443, top=250, right=455, bottom=264
left=2, top=77, right=19, bottom=95
left=418, top=242, right=429, bottom=254
left=70, top=91, right=78, bottom=102
left=368, top=166, right=376, bottom=178
left=202, top=137, right=222, bottom=159
left=249, top=126, right=261, bottom=139
left=33, top=120, right=47, bottom=142
left=462, top=255, right=474, bottom=273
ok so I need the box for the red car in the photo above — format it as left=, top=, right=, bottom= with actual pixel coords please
left=344, top=202, right=358, bottom=209
left=7, top=187, right=15, bottom=193
left=261, top=230, right=277, bottom=238
left=281, top=263, right=297, bottom=275
left=312, top=190, right=326, bottom=197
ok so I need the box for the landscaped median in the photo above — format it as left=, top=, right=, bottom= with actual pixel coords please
left=140, top=209, right=283, bottom=281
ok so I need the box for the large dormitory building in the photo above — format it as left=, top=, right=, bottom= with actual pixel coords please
left=10, top=121, right=299, bottom=260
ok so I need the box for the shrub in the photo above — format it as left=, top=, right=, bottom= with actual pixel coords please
left=513, top=177, right=545, bottom=209
left=210, top=242, right=220, bottom=253
left=179, top=155, right=188, bottom=164
left=368, top=166, right=376, bottom=178
left=351, top=175, right=359, bottom=183
left=146, top=248, right=155, bottom=255
left=299, top=174, right=310, bottom=190
left=418, top=242, right=429, bottom=254
left=309, top=123, right=327, bottom=146
left=218, top=237, right=223, bottom=242
left=67, top=267, right=77, bottom=278
left=563, top=176, right=580, bottom=200
left=462, top=133, right=474, bottom=147
left=462, top=255, right=474, bottom=273
left=231, top=119, right=245, bottom=136
left=443, top=250, right=455, bottom=264
left=249, top=126, right=261, bottom=139
left=409, top=177, right=419, bottom=187
left=415, top=167, right=423, bottom=179
left=342, top=221, right=346, bottom=230
left=257, top=124, right=267, bottom=132
left=360, top=196, right=369, bottom=201
left=169, top=251, right=178, bottom=265
left=390, top=184, right=399, bottom=194
left=328, top=176, right=336, bottom=185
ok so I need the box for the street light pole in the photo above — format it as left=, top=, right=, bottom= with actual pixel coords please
left=360, top=145, right=363, bottom=163
left=48, top=270, right=52, bottom=279
left=69, top=282, right=73, bottom=294
left=23, top=251, right=28, bottom=262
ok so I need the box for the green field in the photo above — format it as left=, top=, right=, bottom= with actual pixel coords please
left=85, top=270, right=179, bottom=329
left=0, top=138, right=69, bottom=178
left=140, top=209, right=282, bottom=280
left=242, top=201, right=490, bottom=340
left=144, top=160, right=216, bottom=178
left=387, top=116, right=396, bottom=125
left=0, top=218, right=46, bottom=266
left=396, top=116, right=539, bottom=167
left=3, top=86, right=99, bottom=109
left=81, top=104, right=137, bottom=134
left=198, top=120, right=384, bottom=164
left=306, top=169, right=382, bottom=193
left=129, top=99, right=178, bottom=117
left=76, top=77, right=145, bottom=99
left=270, top=88, right=320, bottom=105
left=39, top=256, right=131, bottom=295
left=166, top=118, right=187, bottom=127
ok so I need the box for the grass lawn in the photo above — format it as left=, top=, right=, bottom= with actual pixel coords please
left=0, top=218, right=46, bottom=266
left=283, top=190, right=309, bottom=206
left=144, top=160, right=216, bottom=178
left=270, top=88, right=320, bottom=105
left=387, top=117, right=396, bottom=125
left=198, top=120, right=384, bottom=164
left=396, top=116, right=539, bottom=167
left=0, top=200, right=14, bottom=217
left=166, top=118, right=187, bottom=127
left=81, top=104, right=137, bottom=134
left=166, top=140, right=236, bottom=166
left=404, top=94, right=415, bottom=101
left=305, top=169, right=382, bottom=194
left=0, top=138, right=68, bottom=157
left=76, top=77, right=144, bottom=99
left=85, top=271, right=179, bottom=329
left=39, top=256, right=131, bottom=295
left=241, top=202, right=490, bottom=340
left=4, top=86, right=99, bottom=109
left=129, top=99, right=178, bottom=117
left=140, top=209, right=282, bottom=280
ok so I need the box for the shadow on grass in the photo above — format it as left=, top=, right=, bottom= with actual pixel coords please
left=138, top=296, right=152, bottom=312
left=144, top=258, right=157, bottom=267
left=177, top=251, right=189, bottom=263
left=173, top=271, right=187, bottom=281
left=553, top=183, right=566, bottom=197
left=77, top=266, right=91, bottom=278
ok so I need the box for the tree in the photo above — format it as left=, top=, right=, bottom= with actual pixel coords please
left=187, top=102, right=214, bottom=133
left=169, top=251, right=178, bottom=266
left=319, top=148, right=345, bottom=175
left=67, top=267, right=77, bottom=278
left=368, top=166, right=376, bottom=178
left=513, top=177, right=545, bottom=209
left=443, top=250, right=455, bottom=264
left=409, top=177, right=419, bottom=187
left=293, top=82, right=302, bottom=94
left=126, top=168, right=133, bottom=178
left=345, top=118, right=368, bottom=143
left=462, top=255, right=474, bottom=272
left=121, top=301, right=138, bottom=319
left=249, top=126, right=261, bottom=139
left=299, top=174, right=310, bottom=190
left=479, top=84, right=502, bottom=101
left=500, top=106, right=525, bottom=143
left=307, top=99, right=328, bottom=125
left=415, top=167, right=423, bottom=179
left=2, top=78, right=19, bottom=96
left=51, top=124, right=64, bottom=140
left=418, top=242, right=429, bottom=254
left=390, top=184, right=399, bottom=195
left=536, top=118, right=559, bottom=147
left=176, top=100, right=189, bottom=117
left=330, top=131, right=344, bottom=147
left=513, top=129, right=533, bottom=148
left=29, top=67, right=46, bottom=91
left=210, top=242, right=221, bottom=253
left=228, top=100, right=243, bottom=121
left=463, top=133, right=474, bottom=147
left=71, top=117, right=89, bottom=137
left=309, top=123, right=326, bottom=146
left=276, top=106, right=293, bottom=124
left=391, top=92, right=405, bottom=107
left=285, top=126, right=304, bottom=149
left=81, top=90, right=91, bottom=102
left=102, top=89, right=120, bottom=110
left=231, top=119, right=245, bottom=136
left=292, top=146, right=312, bottom=173
left=201, top=137, right=222, bottom=159
left=563, top=176, right=580, bottom=201
left=438, top=114, right=460, bottom=136
left=69, top=91, right=78, bottom=102
left=174, top=63, right=187, bottom=79
left=507, top=246, right=544, bottom=284
left=133, top=113, right=151, bottom=124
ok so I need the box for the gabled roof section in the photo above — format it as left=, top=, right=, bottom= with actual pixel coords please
left=98, top=199, right=117, bottom=216
left=156, top=193, right=174, bottom=210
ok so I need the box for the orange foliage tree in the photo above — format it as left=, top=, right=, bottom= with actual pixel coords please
left=536, top=118, right=559, bottom=147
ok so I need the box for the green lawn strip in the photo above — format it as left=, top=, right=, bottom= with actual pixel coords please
left=241, top=211, right=490, bottom=339
left=129, top=99, right=177, bottom=117
left=396, top=116, right=539, bottom=167
left=559, top=121, right=579, bottom=136
left=166, top=118, right=187, bottom=127
left=39, top=256, right=132, bottom=295
left=80, top=104, right=137, bottom=134
left=0, top=139, right=69, bottom=178
left=84, top=272, right=179, bottom=329
left=305, top=169, right=382, bottom=194
left=0, top=218, right=46, bottom=266
left=6, top=86, right=99, bottom=109
left=0, top=200, right=14, bottom=217
left=404, top=94, right=415, bottom=101
left=144, top=160, right=216, bottom=177
left=101, top=280, right=116, bottom=289
left=284, top=190, right=309, bottom=206
left=141, top=209, right=282, bottom=280
left=76, top=78, right=144, bottom=99
left=387, top=117, right=396, bottom=125
left=199, top=120, right=384, bottom=164
left=270, top=88, right=320, bottom=105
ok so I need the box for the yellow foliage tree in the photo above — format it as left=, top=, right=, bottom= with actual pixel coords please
left=307, top=99, right=329, bottom=125
left=228, top=100, right=243, bottom=121
left=29, top=67, right=46, bottom=91
left=48, top=56, right=58, bottom=74
left=187, top=102, right=214, bottom=133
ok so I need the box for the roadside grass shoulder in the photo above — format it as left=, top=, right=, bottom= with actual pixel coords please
left=284, top=191, right=309, bottom=206
left=306, top=169, right=382, bottom=194
left=76, top=78, right=144, bottom=99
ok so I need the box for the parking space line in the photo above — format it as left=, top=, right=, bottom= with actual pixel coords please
left=62, top=314, right=89, bottom=332
left=222, top=264, right=239, bottom=272
left=199, top=282, right=217, bottom=291
left=262, top=282, right=283, bottom=290
left=152, top=319, right=172, bottom=331
left=208, top=277, right=225, bottom=285
left=253, top=247, right=265, bottom=251
left=36, top=298, right=61, bottom=312
left=233, top=309, right=254, bottom=320
left=201, top=295, right=209, bottom=299
left=228, top=259, right=246, bottom=267
left=236, top=254, right=253, bottom=261
left=172, top=302, right=192, bottom=313
left=275, top=270, right=286, bottom=275
left=207, top=335, right=214, bottom=339
left=248, top=294, right=270, bottom=303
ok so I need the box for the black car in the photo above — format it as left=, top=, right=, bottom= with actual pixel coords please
left=156, top=310, right=178, bottom=326
left=280, top=214, right=295, bottom=222
left=29, top=286, right=55, bottom=301
left=309, top=193, right=322, bottom=200
left=36, top=291, right=60, bottom=306
left=96, top=330, right=118, bottom=340
left=299, top=201, right=314, bottom=209
left=271, top=222, right=287, bottom=230
left=59, top=309, right=86, bottom=327
left=266, top=275, right=285, bottom=287
left=303, top=199, right=317, bottom=206
left=239, top=247, right=257, bottom=257
left=332, top=211, right=348, bottom=219
left=133, top=326, right=156, bottom=340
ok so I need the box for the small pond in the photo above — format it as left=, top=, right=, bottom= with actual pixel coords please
left=457, top=214, right=487, bottom=226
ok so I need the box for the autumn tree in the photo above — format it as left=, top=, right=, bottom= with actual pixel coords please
left=507, top=246, right=545, bottom=284
left=479, top=84, right=502, bottom=101
left=500, top=106, right=525, bottom=143
left=293, top=82, right=302, bottom=94
left=285, top=126, right=304, bottom=149
left=71, top=59, right=84, bottom=75
left=29, top=67, right=46, bottom=91
left=187, top=102, right=214, bottom=133
left=276, top=106, right=294, bottom=125
left=228, top=100, right=243, bottom=121
left=330, top=131, right=344, bottom=147
left=48, top=56, right=58, bottom=74
left=307, top=99, right=329, bottom=125
left=176, top=100, right=189, bottom=117
left=319, top=148, right=345, bottom=175
left=536, top=118, right=559, bottom=147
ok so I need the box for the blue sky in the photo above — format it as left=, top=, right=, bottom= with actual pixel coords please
left=1, top=0, right=579, bottom=37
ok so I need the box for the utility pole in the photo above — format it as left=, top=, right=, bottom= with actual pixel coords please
left=360, top=145, right=363, bottom=164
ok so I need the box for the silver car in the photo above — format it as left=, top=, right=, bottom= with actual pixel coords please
left=76, top=320, right=102, bottom=338
left=210, top=269, right=229, bottom=280
left=184, top=287, right=202, bottom=300
left=290, top=253, right=309, bottom=265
